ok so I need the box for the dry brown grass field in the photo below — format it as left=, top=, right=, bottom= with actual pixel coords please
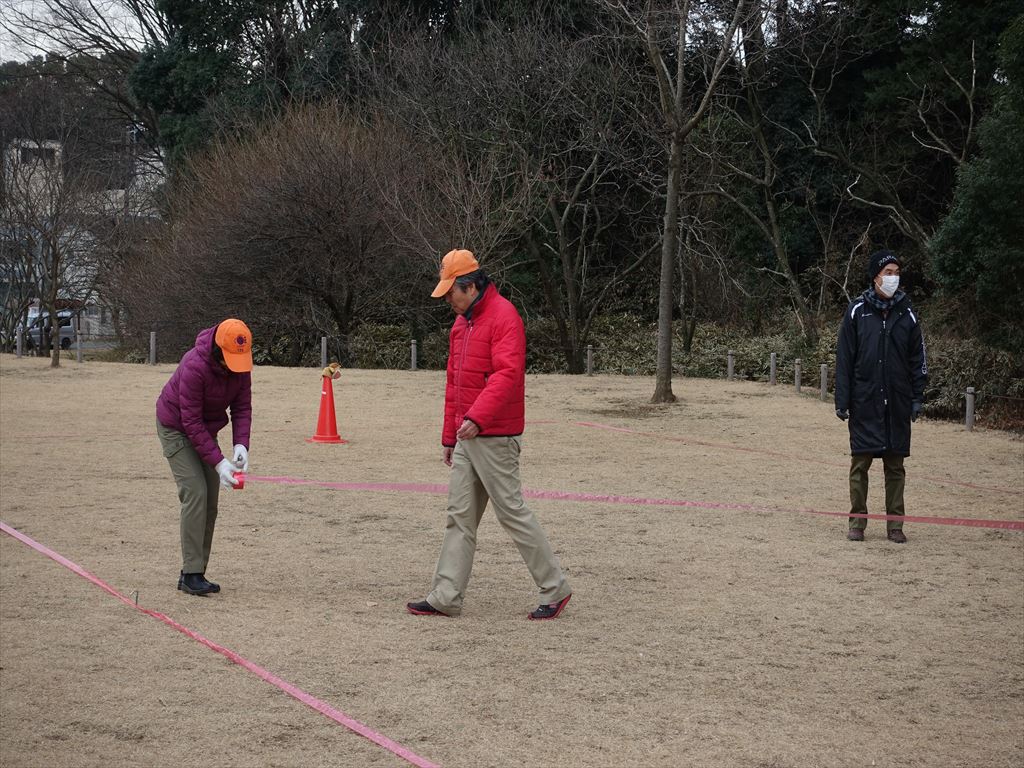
left=1, top=356, right=1022, bottom=768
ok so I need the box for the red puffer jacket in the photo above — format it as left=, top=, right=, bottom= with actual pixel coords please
left=442, top=284, right=526, bottom=446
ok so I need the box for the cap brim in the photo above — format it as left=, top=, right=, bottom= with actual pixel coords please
left=223, top=351, right=253, bottom=373
left=431, top=277, right=455, bottom=298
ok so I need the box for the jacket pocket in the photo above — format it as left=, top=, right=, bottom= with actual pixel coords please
left=159, top=428, right=189, bottom=459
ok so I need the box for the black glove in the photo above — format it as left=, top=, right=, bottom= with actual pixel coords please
left=911, top=401, right=922, bottom=422
left=836, top=408, right=849, bottom=421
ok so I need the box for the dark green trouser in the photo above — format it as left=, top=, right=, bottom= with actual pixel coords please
left=157, top=420, right=220, bottom=573
left=849, top=453, right=906, bottom=531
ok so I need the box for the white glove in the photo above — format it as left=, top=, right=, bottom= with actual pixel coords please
left=232, top=444, right=249, bottom=471
left=216, top=458, right=239, bottom=489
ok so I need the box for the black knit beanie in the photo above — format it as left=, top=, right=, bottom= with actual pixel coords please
left=867, top=249, right=900, bottom=280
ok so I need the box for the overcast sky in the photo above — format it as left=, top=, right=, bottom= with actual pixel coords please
left=1, top=0, right=152, bottom=64
left=1, top=0, right=40, bottom=62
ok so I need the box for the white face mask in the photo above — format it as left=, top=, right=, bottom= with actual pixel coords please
left=878, top=275, right=900, bottom=297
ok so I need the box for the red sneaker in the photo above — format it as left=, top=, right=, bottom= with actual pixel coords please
left=528, top=593, right=571, bottom=620
left=406, top=600, right=450, bottom=616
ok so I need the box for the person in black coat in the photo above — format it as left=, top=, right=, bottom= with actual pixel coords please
left=835, top=250, right=928, bottom=543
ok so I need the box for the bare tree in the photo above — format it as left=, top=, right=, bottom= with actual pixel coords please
left=675, top=181, right=750, bottom=350
left=2, top=136, right=97, bottom=366
left=369, top=22, right=540, bottom=275
left=689, top=2, right=820, bottom=343
left=602, top=0, right=751, bottom=403
left=0, top=188, right=43, bottom=349
left=132, top=104, right=428, bottom=364
left=1, top=0, right=170, bottom=159
left=796, top=5, right=980, bottom=255
left=521, top=25, right=662, bottom=372
left=375, top=14, right=663, bottom=372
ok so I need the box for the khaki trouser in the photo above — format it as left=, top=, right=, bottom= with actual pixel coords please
left=426, top=436, right=571, bottom=616
left=157, top=419, right=220, bottom=573
left=849, top=453, right=906, bottom=532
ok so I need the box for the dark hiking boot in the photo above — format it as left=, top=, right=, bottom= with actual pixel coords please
left=406, top=600, right=449, bottom=617
left=847, top=529, right=865, bottom=542
left=178, top=572, right=214, bottom=595
left=528, top=593, right=572, bottom=620
left=201, top=574, right=220, bottom=593
left=887, top=529, right=908, bottom=544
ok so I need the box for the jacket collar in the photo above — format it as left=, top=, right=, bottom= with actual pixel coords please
left=862, top=287, right=908, bottom=313
left=464, top=283, right=496, bottom=322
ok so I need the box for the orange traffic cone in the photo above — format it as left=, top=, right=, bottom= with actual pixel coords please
left=306, top=367, right=347, bottom=444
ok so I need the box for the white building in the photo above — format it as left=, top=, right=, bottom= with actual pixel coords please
left=2, top=135, right=165, bottom=345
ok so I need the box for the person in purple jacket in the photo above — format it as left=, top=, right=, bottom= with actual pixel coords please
left=156, top=319, right=253, bottom=595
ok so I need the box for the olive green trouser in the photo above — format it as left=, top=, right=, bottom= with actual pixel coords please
left=157, top=419, right=220, bottom=574
left=848, top=453, right=905, bottom=532
left=426, top=436, right=571, bottom=616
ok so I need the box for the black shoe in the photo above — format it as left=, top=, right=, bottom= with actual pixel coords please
left=847, top=529, right=865, bottom=542
left=178, top=572, right=214, bottom=595
left=406, top=600, right=449, bottom=616
left=887, top=529, right=908, bottom=544
left=528, top=593, right=571, bottom=620
left=201, top=574, right=221, bottom=593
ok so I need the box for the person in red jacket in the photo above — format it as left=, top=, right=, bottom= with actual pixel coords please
left=407, top=249, right=572, bottom=620
left=156, top=319, right=253, bottom=595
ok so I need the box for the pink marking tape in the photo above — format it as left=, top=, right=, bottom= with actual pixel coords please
left=575, top=421, right=1022, bottom=495
left=255, top=476, right=449, bottom=495
left=0, top=521, right=440, bottom=768
left=246, top=476, right=1023, bottom=531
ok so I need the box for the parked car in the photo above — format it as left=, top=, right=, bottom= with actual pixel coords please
left=23, top=311, right=76, bottom=350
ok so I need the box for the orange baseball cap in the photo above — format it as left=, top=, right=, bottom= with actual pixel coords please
left=430, top=249, right=479, bottom=298
left=214, top=318, right=253, bottom=372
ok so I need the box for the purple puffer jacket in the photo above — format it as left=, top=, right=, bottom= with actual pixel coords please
left=156, top=325, right=252, bottom=466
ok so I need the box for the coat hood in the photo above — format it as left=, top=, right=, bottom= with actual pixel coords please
left=193, top=325, right=228, bottom=376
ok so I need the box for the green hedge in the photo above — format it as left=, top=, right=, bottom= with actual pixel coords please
left=351, top=315, right=1023, bottom=428
left=111, top=314, right=1022, bottom=429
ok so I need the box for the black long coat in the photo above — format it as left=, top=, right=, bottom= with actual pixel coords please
left=835, top=292, right=928, bottom=456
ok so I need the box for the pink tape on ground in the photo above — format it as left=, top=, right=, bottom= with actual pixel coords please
left=246, top=476, right=1024, bottom=531
left=0, top=521, right=440, bottom=768
left=574, top=421, right=1021, bottom=495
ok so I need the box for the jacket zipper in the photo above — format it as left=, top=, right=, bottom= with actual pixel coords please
left=882, top=315, right=891, bottom=450
left=455, top=320, right=473, bottom=426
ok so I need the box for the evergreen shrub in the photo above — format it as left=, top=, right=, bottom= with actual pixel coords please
left=344, top=316, right=1023, bottom=427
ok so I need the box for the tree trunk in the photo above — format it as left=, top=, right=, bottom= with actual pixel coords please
left=762, top=184, right=819, bottom=345
left=652, top=133, right=682, bottom=403
left=528, top=235, right=580, bottom=373
left=111, top=304, right=125, bottom=346
left=737, top=7, right=818, bottom=346
left=680, top=226, right=698, bottom=354
left=46, top=254, right=61, bottom=369
left=323, top=288, right=354, bottom=367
